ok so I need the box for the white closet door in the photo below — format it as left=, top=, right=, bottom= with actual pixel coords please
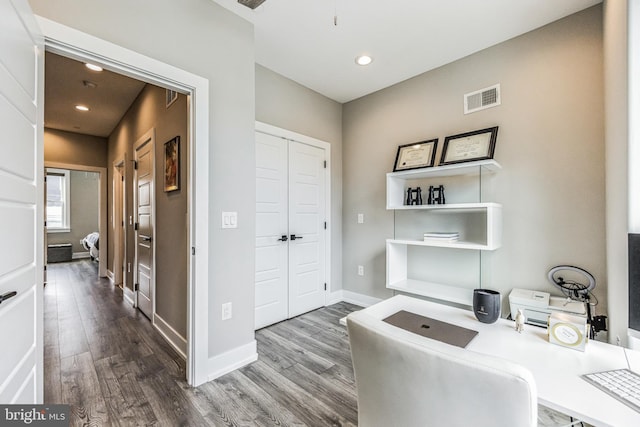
left=0, top=0, right=44, bottom=404
left=255, top=132, right=327, bottom=328
left=255, top=132, right=288, bottom=329
left=288, top=141, right=326, bottom=318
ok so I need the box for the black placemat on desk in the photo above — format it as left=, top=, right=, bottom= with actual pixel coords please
left=383, top=310, right=479, bottom=348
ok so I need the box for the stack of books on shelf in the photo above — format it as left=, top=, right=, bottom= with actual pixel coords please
left=423, top=232, right=459, bottom=243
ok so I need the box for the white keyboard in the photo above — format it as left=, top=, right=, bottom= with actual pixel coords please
left=582, top=369, right=640, bottom=413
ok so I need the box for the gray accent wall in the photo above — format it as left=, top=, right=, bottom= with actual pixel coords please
left=256, top=64, right=344, bottom=292
left=30, top=0, right=256, bottom=359
left=44, top=128, right=107, bottom=168
left=342, top=6, right=607, bottom=315
left=107, top=84, right=189, bottom=338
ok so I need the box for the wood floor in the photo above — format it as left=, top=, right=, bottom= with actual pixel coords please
left=45, top=260, right=583, bottom=427
left=44, top=260, right=361, bottom=426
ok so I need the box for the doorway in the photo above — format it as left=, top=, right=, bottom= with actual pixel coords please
left=44, top=162, right=107, bottom=278
left=254, top=123, right=331, bottom=330
left=42, top=19, right=211, bottom=386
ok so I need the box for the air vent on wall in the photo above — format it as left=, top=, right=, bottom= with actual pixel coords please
left=464, top=84, right=501, bottom=114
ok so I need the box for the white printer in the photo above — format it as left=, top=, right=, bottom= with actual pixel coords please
left=509, top=288, right=587, bottom=327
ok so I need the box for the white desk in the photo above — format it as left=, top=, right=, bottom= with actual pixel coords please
left=350, top=295, right=640, bottom=427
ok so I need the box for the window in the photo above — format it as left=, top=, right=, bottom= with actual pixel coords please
left=46, top=168, right=70, bottom=232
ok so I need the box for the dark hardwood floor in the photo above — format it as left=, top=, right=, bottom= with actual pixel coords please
left=45, top=260, right=580, bottom=427
left=44, top=260, right=361, bottom=426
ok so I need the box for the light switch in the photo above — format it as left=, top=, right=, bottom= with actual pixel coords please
left=357, top=213, right=364, bottom=224
left=222, top=211, right=238, bottom=229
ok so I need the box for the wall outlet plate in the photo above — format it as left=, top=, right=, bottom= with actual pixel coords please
left=222, top=302, right=232, bottom=320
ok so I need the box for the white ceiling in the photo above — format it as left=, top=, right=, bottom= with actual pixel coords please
left=213, top=0, right=602, bottom=103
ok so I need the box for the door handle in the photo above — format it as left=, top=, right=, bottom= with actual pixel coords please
left=290, top=234, right=303, bottom=241
left=277, top=235, right=288, bottom=242
left=140, top=235, right=152, bottom=242
left=0, top=291, right=17, bottom=305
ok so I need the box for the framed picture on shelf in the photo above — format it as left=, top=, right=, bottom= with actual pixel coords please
left=164, top=136, right=180, bottom=192
left=393, top=138, right=438, bottom=172
left=440, top=126, right=498, bottom=166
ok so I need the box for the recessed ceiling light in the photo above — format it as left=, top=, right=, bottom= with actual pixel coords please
left=85, top=63, right=103, bottom=72
left=75, top=105, right=90, bottom=112
left=355, top=55, right=373, bottom=66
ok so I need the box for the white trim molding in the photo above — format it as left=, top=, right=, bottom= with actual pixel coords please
left=154, top=313, right=187, bottom=359
left=207, top=341, right=257, bottom=381
left=337, top=290, right=383, bottom=308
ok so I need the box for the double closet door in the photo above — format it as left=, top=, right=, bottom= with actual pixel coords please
left=255, top=131, right=327, bottom=330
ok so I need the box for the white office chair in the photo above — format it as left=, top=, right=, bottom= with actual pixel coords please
left=346, top=310, right=538, bottom=427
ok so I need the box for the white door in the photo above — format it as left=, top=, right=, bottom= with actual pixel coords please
left=288, top=142, right=326, bottom=317
left=0, top=0, right=44, bottom=403
left=254, top=132, right=326, bottom=328
left=134, top=131, right=155, bottom=319
left=255, top=132, right=288, bottom=329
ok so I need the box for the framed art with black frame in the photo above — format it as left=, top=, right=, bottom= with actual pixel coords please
left=440, top=126, right=499, bottom=166
left=393, top=138, right=438, bottom=172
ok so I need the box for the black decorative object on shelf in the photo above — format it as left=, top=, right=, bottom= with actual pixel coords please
left=427, top=185, right=446, bottom=205
left=405, top=187, right=423, bottom=205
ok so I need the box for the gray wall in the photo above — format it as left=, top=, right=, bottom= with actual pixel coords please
left=44, top=128, right=107, bottom=168
left=255, top=64, right=343, bottom=292
left=107, top=84, right=189, bottom=338
left=342, top=6, right=607, bottom=315
left=30, top=0, right=256, bottom=358
left=47, top=170, right=99, bottom=255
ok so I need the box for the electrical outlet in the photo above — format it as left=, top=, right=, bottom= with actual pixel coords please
left=222, top=302, right=232, bottom=320
left=358, top=265, right=364, bottom=276
left=357, top=213, right=364, bottom=224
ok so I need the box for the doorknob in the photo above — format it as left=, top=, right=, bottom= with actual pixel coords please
left=0, top=291, right=17, bottom=305
left=140, top=235, right=152, bottom=242
left=290, top=234, right=303, bottom=240
left=277, top=235, right=288, bottom=242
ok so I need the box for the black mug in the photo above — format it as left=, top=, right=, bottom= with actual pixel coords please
left=473, top=289, right=501, bottom=324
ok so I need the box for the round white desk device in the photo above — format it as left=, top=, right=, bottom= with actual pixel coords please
left=547, top=265, right=603, bottom=339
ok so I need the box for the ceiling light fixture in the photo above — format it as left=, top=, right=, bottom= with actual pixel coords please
left=85, top=63, right=103, bottom=72
left=75, top=105, right=90, bottom=112
left=355, top=55, right=373, bottom=66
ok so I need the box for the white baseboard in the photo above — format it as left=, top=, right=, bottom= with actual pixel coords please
left=72, top=251, right=90, bottom=259
left=154, top=313, right=187, bottom=360
left=106, top=269, right=115, bottom=284
left=123, top=287, right=135, bottom=306
left=207, top=340, right=257, bottom=381
left=333, top=289, right=383, bottom=308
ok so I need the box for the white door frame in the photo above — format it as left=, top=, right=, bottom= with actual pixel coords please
left=44, top=161, right=107, bottom=278
left=255, top=121, right=332, bottom=303
left=38, top=17, right=210, bottom=386
left=113, top=156, right=126, bottom=287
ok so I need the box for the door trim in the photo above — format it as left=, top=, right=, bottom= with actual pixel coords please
left=38, top=17, right=209, bottom=386
left=112, top=156, right=126, bottom=288
left=255, top=121, right=332, bottom=303
left=44, top=161, right=107, bottom=278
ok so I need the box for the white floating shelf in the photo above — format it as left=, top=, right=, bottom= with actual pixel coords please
left=389, top=202, right=500, bottom=212
left=387, top=279, right=474, bottom=307
left=388, top=159, right=501, bottom=180
left=387, top=160, right=501, bottom=209
left=388, top=238, right=500, bottom=251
